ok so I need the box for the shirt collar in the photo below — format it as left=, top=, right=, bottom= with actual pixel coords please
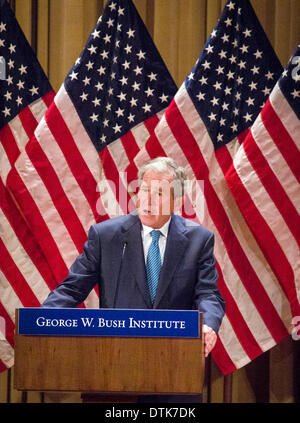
left=141, top=216, right=171, bottom=238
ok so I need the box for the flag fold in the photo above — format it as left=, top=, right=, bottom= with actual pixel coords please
left=6, top=0, right=178, bottom=312
left=132, top=0, right=295, bottom=374
left=0, top=0, right=56, bottom=372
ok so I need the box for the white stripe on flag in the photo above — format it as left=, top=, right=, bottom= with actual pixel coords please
left=0, top=269, right=23, bottom=320
left=55, top=86, right=103, bottom=185
left=34, top=117, right=95, bottom=233
left=0, top=210, right=51, bottom=304
left=270, top=85, right=300, bottom=145
left=108, top=138, right=130, bottom=171
left=218, top=315, right=251, bottom=370
left=14, top=151, right=78, bottom=268
left=156, top=115, right=291, bottom=344
left=0, top=146, right=11, bottom=183
left=0, top=335, right=14, bottom=368
left=0, top=209, right=50, bottom=302
left=251, top=114, right=300, bottom=212
left=173, top=89, right=292, bottom=325
left=29, top=96, right=48, bottom=124
left=8, top=115, right=29, bottom=152
left=130, top=120, right=151, bottom=150
left=232, top=142, right=299, bottom=272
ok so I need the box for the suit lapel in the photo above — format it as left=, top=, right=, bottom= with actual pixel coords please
left=110, top=213, right=188, bottom=309
left=154, top=215, right=188, bottom=308
left=115, top=213, right=152, bottom=308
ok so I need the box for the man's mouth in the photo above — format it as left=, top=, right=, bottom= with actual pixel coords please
left=142, top=209, right=158, bottom=215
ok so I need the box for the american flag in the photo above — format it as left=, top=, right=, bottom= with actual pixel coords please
left=225, top=45, right=300, bottom=326
left=0, top=0, right=56, bottom=372
left=132, top=0, right=294, bottom=374
left=5, top=0, right=177, bottom=321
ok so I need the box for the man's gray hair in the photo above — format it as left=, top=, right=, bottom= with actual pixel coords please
left=138, top=156, right=187, bottom=198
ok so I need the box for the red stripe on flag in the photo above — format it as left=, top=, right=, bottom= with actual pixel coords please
left=143, top=113, right=160, bottom=134
left=25, top=136, right=88, bottom=252
left=165, top=100, right=289, bottom=341
left=42, top=90, right=56, bottom=108
left=243, top=131, right=300, bottom=243
left=125, top=115, right=162, bottom=185
left=212, top=337, right=237, bottom=375
left=45, top=103, right=100, bottom=221
left=146, top=131, right=166, bottom=158
left=0, top=124, right=20, bottom=166
left=126, top=161, right=139, bottom=189
left=121, top=131, right=140, bottom=164
left=262, top=99, right=300, bottom=183
left=216, top=262, right=264, bottom=360
left=18, top=106, right=38, bottom=140
left=100, top=147, right=132, bottom=215
left=0, top=239, right=40, bottom=307
left=0, top=178, right=58, bottom=291
left=0, top=302, right=15, bottom=347
left=6, top=169, right=69, bottom=282
left=225, top=159, right=300, bottom=317
left=126, top=130, right=164, bottom=189
left=215, top=144, right=234, bottom=175
left=216, top=128, right=250, bottom=174
left=144, top=107, right=177, bottom=159
left=120, top=132, right=140, bottom=189
left=0, top=359, right=8, bottom=373
left=237, top=128, right=250, bottom=145
left=18, top=92, right=56, bottom=141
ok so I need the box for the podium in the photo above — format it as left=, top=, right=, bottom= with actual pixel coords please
left=14, top=308, right=204, bottom=401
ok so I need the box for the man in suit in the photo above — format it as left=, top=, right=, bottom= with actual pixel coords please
left=42, top=156, right=225, bottom=401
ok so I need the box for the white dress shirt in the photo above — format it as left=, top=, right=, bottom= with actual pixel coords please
left=141, top=218, right=171, bottom=264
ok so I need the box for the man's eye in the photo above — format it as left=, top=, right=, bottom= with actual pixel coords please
left=140, top=187, right=163, bottom=197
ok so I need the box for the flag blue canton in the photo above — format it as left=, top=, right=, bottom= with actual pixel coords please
left=279, top=44, right=300, bottom=120
left=64, top=0, right=177, bottom=153
left=0, top=0, right=52, bottom=129
left=186, top=0, right=283, bottom=150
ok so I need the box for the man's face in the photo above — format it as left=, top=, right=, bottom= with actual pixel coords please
left=137, top=170, right=175, bottom=229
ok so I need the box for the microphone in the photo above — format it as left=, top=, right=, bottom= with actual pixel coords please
left=122, top=241, right=128, bottom=257
left=113, top=241, right=128, bottom=308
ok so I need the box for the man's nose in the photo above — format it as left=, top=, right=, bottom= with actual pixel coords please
left=150, top=191, right=159, bottom=204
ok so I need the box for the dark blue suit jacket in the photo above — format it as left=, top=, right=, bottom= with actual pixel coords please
left=42, top=213, right=225, bottom=333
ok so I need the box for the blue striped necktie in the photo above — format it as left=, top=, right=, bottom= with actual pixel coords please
left=146, top=230, right=161, bottom=303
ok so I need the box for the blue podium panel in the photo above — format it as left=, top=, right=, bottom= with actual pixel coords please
left=18, top=308, right=200, bottom=338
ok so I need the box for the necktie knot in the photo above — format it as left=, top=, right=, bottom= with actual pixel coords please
left=151, top=230, right=161, bottom=243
